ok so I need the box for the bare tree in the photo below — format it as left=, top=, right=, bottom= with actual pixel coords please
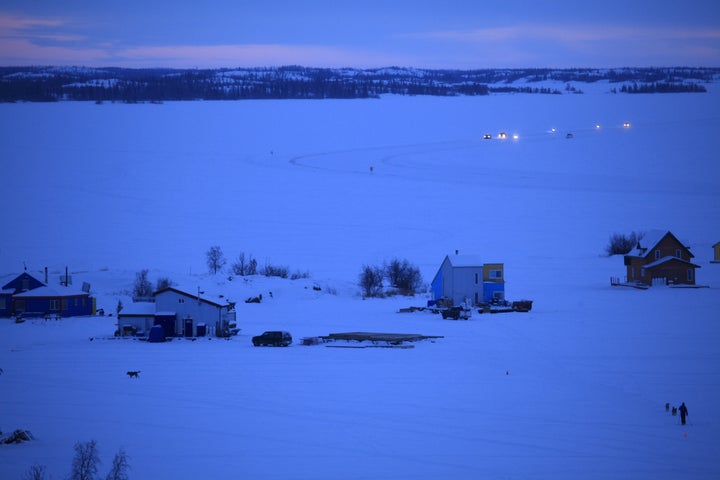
left=70, top=440, right=100, bottom=480
left=105, top=448, right=130, bottom=480
left=23, top=464, right=46, bottom=480
left=206, top=246, right=226, bottom=274
left=132, top=269, right=153, bottom=298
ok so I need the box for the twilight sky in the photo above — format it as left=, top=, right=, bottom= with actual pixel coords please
left=1, top=1, right=719, bottom=69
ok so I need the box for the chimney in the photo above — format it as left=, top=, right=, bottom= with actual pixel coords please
left=455, top=249, right=459, bottom=255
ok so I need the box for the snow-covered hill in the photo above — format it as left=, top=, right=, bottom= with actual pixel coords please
left=1, top=90, right=719, bottom=479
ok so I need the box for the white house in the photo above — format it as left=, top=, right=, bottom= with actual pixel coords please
left=118, top=287, right=235, bottom=337
left=431, top=254, right=505, bottom=306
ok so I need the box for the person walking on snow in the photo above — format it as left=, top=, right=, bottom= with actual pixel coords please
left=679, top=402, right=689, bottom=425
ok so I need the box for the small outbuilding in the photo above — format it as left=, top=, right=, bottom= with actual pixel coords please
left=712, top=241, right=720, bottom=263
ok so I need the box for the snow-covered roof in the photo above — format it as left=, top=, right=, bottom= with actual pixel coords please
left=627, top=229, right=671, bottom=258
left=446, top=254, right=484, bottom=267
left=119, top=302, right=157, bottom=316
left=1, top=288, right=14, bottom=295
left=643, top=256, right=700, bottom=269
left=154, top=287, right=227, bottom=308
left=13, top=285, right=89, bottom=297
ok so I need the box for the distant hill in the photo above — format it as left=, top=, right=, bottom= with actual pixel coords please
left=0, top=66, right=716, bottom=102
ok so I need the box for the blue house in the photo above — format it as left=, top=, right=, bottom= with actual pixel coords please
left=1, top=271, right=95, bottom=318
left=431, top=254, right=505, bottom=306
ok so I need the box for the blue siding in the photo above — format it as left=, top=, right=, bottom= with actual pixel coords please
left=15, top=294, right=94, bottom=317
left=483, top=282, right=505, bottom=302
left=0, top=293, right=11, bottom=316
left=431, top=272, right=443, bottom=301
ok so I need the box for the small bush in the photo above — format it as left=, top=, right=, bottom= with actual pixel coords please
left=606, top=231, right=644, bottom=256
left=385, top=258, right=423, bottom=295
left=155, top=277, right=173, bottom=291
left=290, top=270, right=310, bottom=280
left=262, top=264, right=289, bottom=278
left=359, top=265, right=384, bottom=297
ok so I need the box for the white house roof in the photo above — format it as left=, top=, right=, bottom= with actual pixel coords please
left=13, top=285, right=89, bottom=297
left=446, top=254, right=484, bottom=267
left=154, top=287, right=228, bottom=308
left=119, top=302, right=157, bottom=316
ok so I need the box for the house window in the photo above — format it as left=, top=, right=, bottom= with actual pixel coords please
left=654, top=250, right=660, bottom=259
left=61, top=299, right=68, bottom=310
left=687, top=269, right=694, bottom=282
left=179, top=298, right=184, bottom=303
left=22, top=278, right=29, bottom=290
left=49, top=299, right=59, bottom=310
left=0, top=298, right=5, bottom=309
left=474, top=273, right=479, bottom=285
left=675, top=249, right=681, bottom=258
left=489, top=270, right=502, bottom=279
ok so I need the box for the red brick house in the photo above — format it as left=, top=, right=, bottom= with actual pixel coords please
left=624, top=230, right=700, bottom=285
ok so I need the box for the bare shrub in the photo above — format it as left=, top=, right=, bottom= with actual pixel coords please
left=359, top=265, right=384, bottom=297
left=23, top=464, right=46, bottom=480
left=155, top=277, right=173, bottom=291
left=261, top=264, right=289, bottom=278
left=606, top=231, right=644, bottom=256
left=385, top=258, right=423, bottom=295
left=290, top=270, right=310, bottom=280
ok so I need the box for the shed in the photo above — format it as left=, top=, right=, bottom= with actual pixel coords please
left=712, top=242, right=720, bottom=263
left=117, top=302, right=156, bottom=336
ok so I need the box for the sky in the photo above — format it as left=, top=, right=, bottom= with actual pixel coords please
left=0, top=1, right=719, bottom=69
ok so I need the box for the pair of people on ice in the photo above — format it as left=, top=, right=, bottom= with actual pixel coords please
left=679, top=402, right=689, bottom=425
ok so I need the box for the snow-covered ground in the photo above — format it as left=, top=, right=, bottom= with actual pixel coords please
left=1, top=89, right=719, bottom=479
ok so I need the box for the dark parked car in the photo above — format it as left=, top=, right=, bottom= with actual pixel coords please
left=252, top=331, right=292, bottom=347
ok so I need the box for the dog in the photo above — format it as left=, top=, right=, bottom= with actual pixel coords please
left=126, top=370, right=140, bottom=378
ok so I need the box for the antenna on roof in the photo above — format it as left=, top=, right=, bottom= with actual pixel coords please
left=23, top=261, right=27, bottom=271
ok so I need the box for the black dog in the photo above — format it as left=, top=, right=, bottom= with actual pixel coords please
left=126, top=370, right=140, bottom=378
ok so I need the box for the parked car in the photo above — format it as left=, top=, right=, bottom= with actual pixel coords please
left=483, top=133, right=492, bottom=139
left=252, top=331, right=292, bottom=347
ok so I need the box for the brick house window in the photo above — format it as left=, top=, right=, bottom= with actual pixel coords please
left=655, top=250, right=660, bottom=259
left=489, top=270, right=502, bottom=279
left=49, top=299, right=59, bottom=310
left=687, top=269, right=694, bottom=282
left=676, top=249, right=681, bottom=258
